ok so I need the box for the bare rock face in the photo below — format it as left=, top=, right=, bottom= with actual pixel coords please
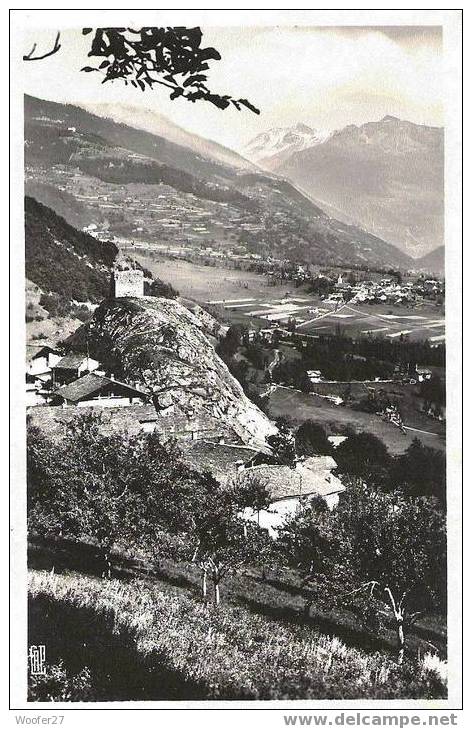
left=71, top=296, right=277, bottom=449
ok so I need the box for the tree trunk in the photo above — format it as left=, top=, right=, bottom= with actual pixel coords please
left=201, top=569, right=207, bottom=599
left=102, top=550, right=112, bottom=579
left=396, top=618, right=405, bottom=665
left=384, top=587, right=406, bottom=665
left=214, top=581, right=220, bottom=607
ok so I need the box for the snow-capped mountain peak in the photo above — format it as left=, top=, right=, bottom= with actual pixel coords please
left=244, top=123, right=331, bottom=164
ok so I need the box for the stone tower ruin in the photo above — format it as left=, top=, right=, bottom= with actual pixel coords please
left=112, top=266, right=144, bottom=298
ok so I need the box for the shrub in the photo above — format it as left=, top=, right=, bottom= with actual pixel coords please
left=144, top=278, right=179, bottom=299
left=295, top=420, right=333, bottom=456
left=28, top=660, right=93, bottom=702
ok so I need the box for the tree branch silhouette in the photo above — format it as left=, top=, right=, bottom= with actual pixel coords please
left=23, top=31, right=61, bottom=61
left=23, top=26, right=260, bottom=114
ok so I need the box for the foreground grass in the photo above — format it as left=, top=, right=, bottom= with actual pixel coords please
left=28, top=569, right=446, bottom=701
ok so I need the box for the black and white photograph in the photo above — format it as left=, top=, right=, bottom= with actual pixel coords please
left=9, top=7, right=463, bottom=716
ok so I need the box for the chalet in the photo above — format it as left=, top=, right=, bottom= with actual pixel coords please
left=25, top=379, right=54, bottom=407
left=51, top=354, right=100, bottom=385
left=405, top=363, right=433, bottom=383
left=139, top=407, right=240, bottom=444
left=239, top=455, right=346, bottom=537
left=51, top=373, right=149, bottom=408
left=307, top=369, right=322, bottom=384
left=27, top=346, right=62, bottom=382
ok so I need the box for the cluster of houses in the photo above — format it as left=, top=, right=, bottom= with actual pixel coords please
left=333, top=275, right=443, bottom=306
left=26, top=340, right=346, bottom=536
left=181, top=442, right=346, bottom=537
left=26, top=346, right=149, bottom=409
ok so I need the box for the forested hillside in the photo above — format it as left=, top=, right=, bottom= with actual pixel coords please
left=25, top=196, right=117, bottom=304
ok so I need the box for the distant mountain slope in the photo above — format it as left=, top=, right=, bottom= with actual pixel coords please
left=24, top=181, right=90, bottom=230
left=417, top=246, right=445, bottom=275
left=80, top=102, right=257, bottom=172
left=249, top=116, right=443, bottom=259
left=25, top=196, right=117, bottom=303
left=25, top=94, right=237, bottom=182
left=24, top=96, right=413, bottom=270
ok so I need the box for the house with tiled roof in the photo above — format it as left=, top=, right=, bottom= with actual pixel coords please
left=180, top=440, right=260, bottom=484
left=26, top=345, right=63, bottom=406
left=51, top=353, right=101, bottom=385
left=239, top=455, right=346, bottom=537
left=51, top=372, right=149, bottom=408
left=27, top=346, right=62, bottom=381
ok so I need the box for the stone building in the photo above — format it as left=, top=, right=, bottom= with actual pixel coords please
left=112, top=267, right=144, bottom=298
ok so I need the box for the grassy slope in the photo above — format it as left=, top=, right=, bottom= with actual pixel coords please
left=28, top=559, right=446, bottom=701
left=268, top=387, right=445, bottom=455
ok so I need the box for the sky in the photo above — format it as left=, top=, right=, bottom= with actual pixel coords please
left=21, top=24, right=443, bottom=153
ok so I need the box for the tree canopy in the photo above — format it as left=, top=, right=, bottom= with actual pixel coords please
left=295, top=420, right=333, bottom=457
left=24, top=27, right=260, bottom=114
left=278, top=480, right=446, bottom=662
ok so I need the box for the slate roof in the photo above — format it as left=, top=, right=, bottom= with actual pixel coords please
left=32, top=346, right=60, bottom=360
left=181, top=441, right=259, bottom=484
left=54, top=353, right=92, bottom=369
left=243, top=457, right=345, bottom=502
left=54, top=373, right=148, bottom=404
left=302, top=455, right=339, bottom=472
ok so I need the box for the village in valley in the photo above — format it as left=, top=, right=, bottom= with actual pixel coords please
left=20, top=20, right=452, bottom=705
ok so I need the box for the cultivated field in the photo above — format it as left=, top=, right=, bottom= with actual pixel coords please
left=268, top=387, right=446, bottom=455
left=133, top=255, right=445, bottom=343
left=221, top=298, right=445, bottom=344
left=132, top=254, right=295, bottom=302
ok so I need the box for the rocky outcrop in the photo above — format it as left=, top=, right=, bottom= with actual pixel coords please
left=68, top=296, right=277, bottom=449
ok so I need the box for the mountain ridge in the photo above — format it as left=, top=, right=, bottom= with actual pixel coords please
left=416, top=246, right=445, bottom=275
left=244, top=123, right=331, bottom=166
left=79, top=101, right=257, bottom=173
left=25, top=196, right=118, bottom=305
left=246, top=116, right=443, bottom=258
left=25, top=95, right=413, bottom=270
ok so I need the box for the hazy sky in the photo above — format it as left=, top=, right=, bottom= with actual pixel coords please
left=22, top=24, right=443, bottom=152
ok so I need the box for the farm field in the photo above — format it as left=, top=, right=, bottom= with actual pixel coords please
left=226, top=298, right=445, bottom=343
left=131, top=253, right=297, bottom=302
left=133, top=254, right=445, bottom=343
left=268, top=386, right=445, bottom=455
left=307, top=302, right=446, bottom=343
